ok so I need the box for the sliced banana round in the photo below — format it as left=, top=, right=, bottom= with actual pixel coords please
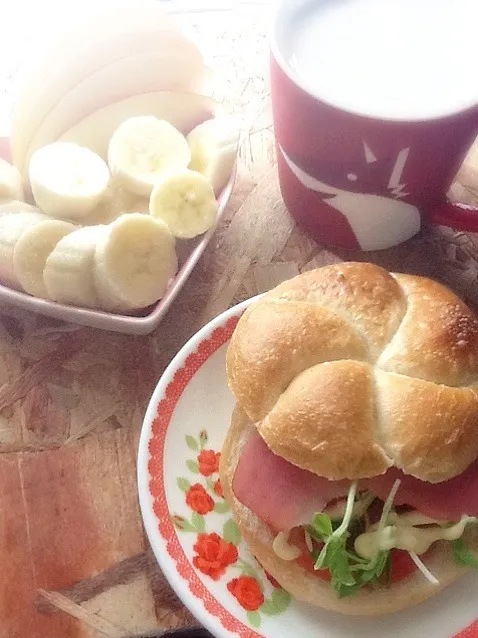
left=187, top=116, right=240, bottom=195
left=43, top=225, right=106, bottom=308
left=0, top=159, right=24, bottom=202
left=0, top=212, right=49, bottom=289
left=82, top=175, right=150, bottom=226
left=107, top=116, right=191, bottom=197
left=149, top=168, right=218, bottom=239
left=0, top=200, right=40, bottom=216
left=94, top=213, right=178, bottom=311
left=29, top=142, right=110, bottom=220
left=13, top=219, right=77, bottom=298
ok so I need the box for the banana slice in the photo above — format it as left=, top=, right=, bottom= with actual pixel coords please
left=187, top=116, right=240, bottom=195
left=0, top=159, right=24, bottom=202
left=107, top=116, right=190, bottom=197
left=0, top=212, right=49, bottom=289
left=43, top=225, right=106, bottom=307
left=29, top=142, right=110, bottom=220
left=82, top=175, right=150, bottom=226
left=149, top=168, right=218, bottom=239
left=94, top=213, right=178, bottom=311
left=14, top=219, right=77, bottom=298
left=0, top=200, right=39, bottom=216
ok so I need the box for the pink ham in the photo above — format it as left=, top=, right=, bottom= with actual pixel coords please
left=232, top=431, right=349, bottom=531
left=232, top=431, right=478, bottom=529
left=363, top=461, right=478, bottom=521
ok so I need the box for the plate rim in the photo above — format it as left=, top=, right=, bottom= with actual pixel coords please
left=137, top=295, right=478, bottom=638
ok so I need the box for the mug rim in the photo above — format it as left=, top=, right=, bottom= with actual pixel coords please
left=270, top=0, right=478, bottom=125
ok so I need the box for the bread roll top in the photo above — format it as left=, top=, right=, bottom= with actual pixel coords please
left=226, top=262, right=478, bottom=482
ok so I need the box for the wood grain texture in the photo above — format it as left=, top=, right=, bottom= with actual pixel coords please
left=0, top=2, right=476, bottom=636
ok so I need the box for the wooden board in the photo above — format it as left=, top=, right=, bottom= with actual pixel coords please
left=0, top=2, right=477, bottom=636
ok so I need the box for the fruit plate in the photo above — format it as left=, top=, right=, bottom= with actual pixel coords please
left=0, top=139, right=234, bottom=335
left=138, top=297, right=478, bottom=638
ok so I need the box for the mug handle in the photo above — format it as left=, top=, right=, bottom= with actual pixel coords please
left=429, top=200, right=478, bottom=232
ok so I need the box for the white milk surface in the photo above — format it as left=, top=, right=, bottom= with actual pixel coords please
left=284, top=0, right=478, bottom=119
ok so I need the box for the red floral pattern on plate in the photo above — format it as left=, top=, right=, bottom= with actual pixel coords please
left=186, top=484, right=215, bottom=515
left=198, top=450, right=221, bottom=476
left=146, top=310, right=478, bottom=637
left=194, top=533, right=239, bottom=581
left=228, top=576, right=265, bottom=611
left=214, top=479, right=225, bottom=499
left=148, top=315, right=264, bottom=637
left=172, top=417, right=290, bottom=626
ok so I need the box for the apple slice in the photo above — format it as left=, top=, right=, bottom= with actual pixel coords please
left=22, top=52, right=210, bottom=179
left=11, top=1, right=181, bottom=173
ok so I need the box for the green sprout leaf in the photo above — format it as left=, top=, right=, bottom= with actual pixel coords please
left=310, top=481, right=396, bottom=598
left=312, top=513, right=333, bottom=539
left=453, top=538, right=478, bottom=568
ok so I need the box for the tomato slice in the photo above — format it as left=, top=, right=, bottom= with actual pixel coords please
left=289, top=527, right=331, bottom=581
left=389, top=549, right=418, bottom=584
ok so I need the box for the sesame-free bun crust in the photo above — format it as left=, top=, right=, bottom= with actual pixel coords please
left=226, top=263, right=478, bottom=483
left=220, top=405, right=478, bottom=616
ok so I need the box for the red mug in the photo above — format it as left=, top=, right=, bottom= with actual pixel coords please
left=270, top=0, right=478, bottom=251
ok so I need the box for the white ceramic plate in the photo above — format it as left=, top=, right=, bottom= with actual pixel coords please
left=138, top=297, right=478, bottom=638
left=0, top=137, right=234, bottom=335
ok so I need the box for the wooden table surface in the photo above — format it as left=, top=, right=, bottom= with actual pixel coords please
left=1, top=3, right=478, bottom=637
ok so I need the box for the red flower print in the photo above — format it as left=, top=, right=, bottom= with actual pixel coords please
left=193, top=533, right=238, bottom=580
left=198, top=450, right=221, bottom=476
left=186, top=483, right=214, bottom=515
left=227, top=576, right=265, bottom=611
left=213, top=479, right=224, bottom=498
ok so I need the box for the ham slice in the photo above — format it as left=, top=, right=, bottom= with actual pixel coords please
left=232, top=431, right=349, bottom=531
left=363, top=461, right=478, bottom=521
left=232, top=431, right=478, bottom=529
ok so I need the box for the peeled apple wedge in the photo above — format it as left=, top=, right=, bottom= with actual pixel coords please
left=94, top=213, right=178, bottom=311
left=43, top=225, right=106, bottom=308
left=59, top=92, right=217, bottom=160
left=11, top=0, right=180, bottom=173
left=13, top=220, right=77, bottom=298
left=29, top=143, right=110, bottom=220
left=108, top=117, right=191, bottom=196
left=149, top=169, right=219, bottom=239
left=0, top=212, right=49, bottom=289
left=187, top=116, right=241, bottom=195
left=0, top=159, right=24, bottom=202
left=22, top=49, right=208, bottom=178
